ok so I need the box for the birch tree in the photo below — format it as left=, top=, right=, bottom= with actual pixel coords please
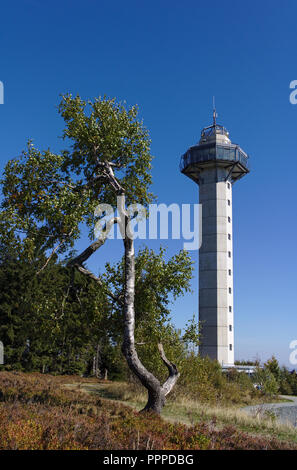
left=1, top=95, right=181, bottom=413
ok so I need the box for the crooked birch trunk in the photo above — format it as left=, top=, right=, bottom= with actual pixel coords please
left=121, top=234, right=180, bottom=414
left=68, top=166, right=179, bottom=415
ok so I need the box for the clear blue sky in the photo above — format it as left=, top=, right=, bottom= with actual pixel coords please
left=0, top=0, right=296, bottom=367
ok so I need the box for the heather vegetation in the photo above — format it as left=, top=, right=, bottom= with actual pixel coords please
left=0, top=371, right=296, bottom=450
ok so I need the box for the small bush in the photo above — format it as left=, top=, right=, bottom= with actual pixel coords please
left=169, top=355, right=258, bottom=406
left=253, top=367, right=279, bottom=396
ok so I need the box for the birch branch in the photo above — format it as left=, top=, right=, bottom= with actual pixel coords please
left=37, top=229, right=74, bottom=275
left=158, top=343, right=180, bottom=396
left=96, top=161, right=125, bottom=194
left=68, top=217, right=119, bottom=266
left=74, top=264, right=121, bottom=304
left=67, top=217, right=123, bottom=305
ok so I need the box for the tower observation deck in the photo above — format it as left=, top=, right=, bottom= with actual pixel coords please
left=180, top=113, right=249, bottom=365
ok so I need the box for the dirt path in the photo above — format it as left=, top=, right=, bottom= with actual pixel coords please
left=242, top=395, right=297, bottom=427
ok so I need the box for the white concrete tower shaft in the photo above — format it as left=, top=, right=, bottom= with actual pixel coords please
left=199, top=170, right=234, bottom=365
left=180, top=117, right=249, bottom=365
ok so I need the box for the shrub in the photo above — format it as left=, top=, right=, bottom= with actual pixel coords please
left=170, top=355, right=257, bottom=405
left=253, top=367, right=279, bottom=396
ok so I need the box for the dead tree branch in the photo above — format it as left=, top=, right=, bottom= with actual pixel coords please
left=158, top=343, right=180, bottom=396
left=67, top=217, right=122, bottom=305
left=37, top=229, right=74, bottom=275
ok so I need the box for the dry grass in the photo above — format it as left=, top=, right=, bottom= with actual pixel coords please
left=0, top=372, right=296, bottom=450
left=164, top=397, right=297, bottom=440
left=71, top=380, right=297, bottom=445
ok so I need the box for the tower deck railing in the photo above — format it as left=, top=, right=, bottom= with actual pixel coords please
left=180, top=143, right=250, bottom=173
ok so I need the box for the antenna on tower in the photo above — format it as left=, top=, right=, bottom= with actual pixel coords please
left=212, top=96, right=217, bottom=126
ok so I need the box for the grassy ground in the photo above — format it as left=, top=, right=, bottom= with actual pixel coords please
left=0, top=372, right=296, bottom=450
left=65, top=380, right=297, bottom=446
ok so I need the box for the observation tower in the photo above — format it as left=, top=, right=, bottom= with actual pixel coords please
left=180, top=110, right=250, bottom=365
